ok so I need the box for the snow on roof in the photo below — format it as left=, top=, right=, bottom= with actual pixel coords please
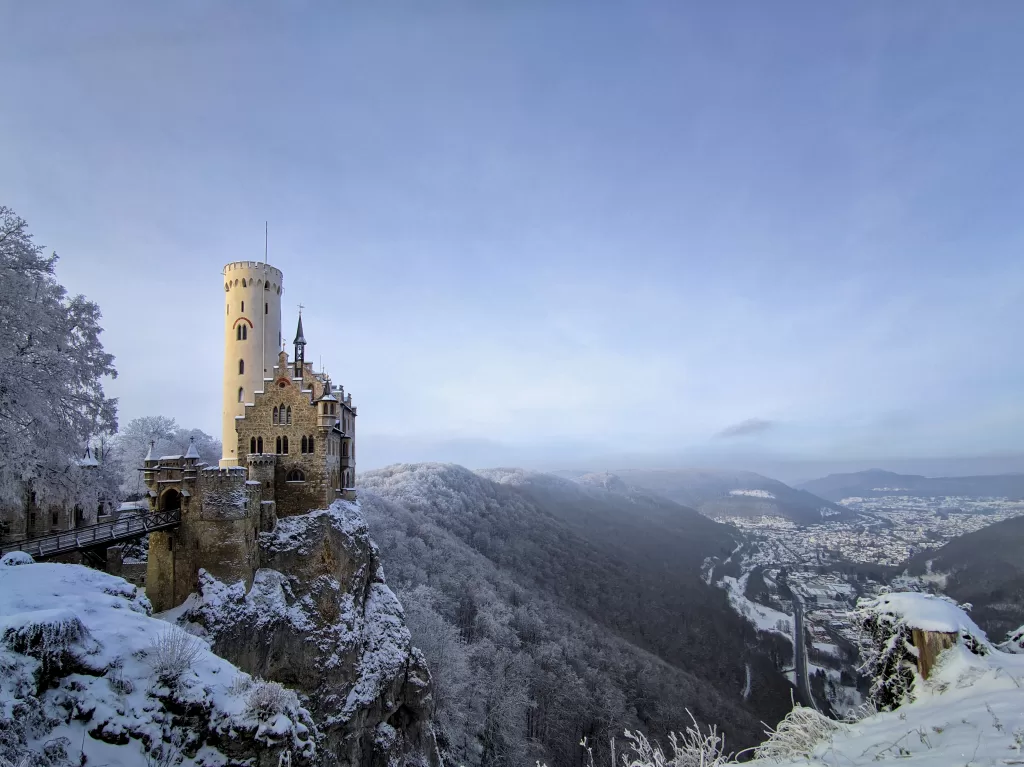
left=118, top=501, right=149, bottom=511
left=159, top=454, right=183, bottom=461
left=184, top=438, right=201, bottom=460
left=870, top=592, right=987, bottom=637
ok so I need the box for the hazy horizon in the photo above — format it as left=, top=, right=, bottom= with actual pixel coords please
left=3, top=2, right=1024, bottom=476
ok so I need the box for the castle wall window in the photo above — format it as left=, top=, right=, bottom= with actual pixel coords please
left=242, top=278, right=247, bottom=287
left=239, top=359, right=245, bottom=375
left=286, top=469, right=305, bottom=482
left=308, top=435, right=314, bottom=453
left=301, top=435, right=307, bottom=453
left=272, top=406, right=279, bottom=425
left=265, top=303, right=268, bottom=314
left=276, top=436, right=289, bottom=454
left=283, top=436, right=289, bottom=454
left=51, top=511, right=58, bottom=527
left=264, top=282, right=269, bottom=291
left=276, top=436, right=281, bottom=454
left=250, top=436, right=257, bottom=453
left=238, top=387, right=244, bottom=403
left=286, top=406, right=292, bottom=424
left=241, top=300, right=245, bottom=312
left=236, top=325, right=248, bottom=341
left=257, top=436, right=263, bottom=453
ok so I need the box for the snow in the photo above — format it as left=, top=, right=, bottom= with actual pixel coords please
left=749, top=642, right=1024, bottom=766
left=729, top=489, right=775, bottom=498
left=718, top=574, right=793, bottom=637
left=0, top=558, right=315, bottom=765
left=866, top=592, right=988, bottom=637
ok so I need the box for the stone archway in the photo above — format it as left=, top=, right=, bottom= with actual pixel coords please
left=160, top=488, right=181, bottom=512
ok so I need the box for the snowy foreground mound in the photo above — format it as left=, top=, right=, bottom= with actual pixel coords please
left=0, top=552, right=314, bottom=767
left=750, top=593, right=1024, bottom=767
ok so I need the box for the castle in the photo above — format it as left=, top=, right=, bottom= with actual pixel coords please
left=144, top=261, right=357, bottom=611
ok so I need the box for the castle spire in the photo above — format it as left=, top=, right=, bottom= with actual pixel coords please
left=293, top=310, right=306, bottom=378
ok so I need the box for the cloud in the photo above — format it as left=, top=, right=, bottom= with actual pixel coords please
left=716, top=418, right=775, bottom=439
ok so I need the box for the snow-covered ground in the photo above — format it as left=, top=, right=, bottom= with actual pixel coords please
left=749, top=593, right=1024, bottom=766
left=729, top=489, right=776, bottom=499
left=718, top=573, right=793, bottom=638
left=0, top=552, right=315, bottom=766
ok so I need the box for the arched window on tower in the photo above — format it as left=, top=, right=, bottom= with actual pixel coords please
left=243, top=325, right=247, bottom=340
left=286, top=407, right=292, bottom=424
left=272, top=407, right=279, bottom=425
left=301, top=435, right=307, bottom=454
left=250, top=437, right=256, bottom=454
left=265, top=302, right=268, bottom=314
left=241, top=300, right=245, bottom=312
left=282, top=436, right=289, bottom=454
left=276, top=436, right=282, bottom=454
left=238, top=387, right=244, bottom=403
left=242, top=278, right=247, bottom=287
left=236, top=325, right=248, bottom=341
left=256, top=436, right=263, bottom=453
left=239, top=359, right=244, bottom=375
left=264, top=281, right=270, bottom=291
left=308, top=435, right=314, bottom=453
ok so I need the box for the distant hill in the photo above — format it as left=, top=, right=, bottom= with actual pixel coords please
left=358, top=463, right=794, bottom=766
left=800, top=469, right=1024, bottom=501
left=596, top=468, right=850, bottom=524
left=906, top=514, right=1024, bottom=641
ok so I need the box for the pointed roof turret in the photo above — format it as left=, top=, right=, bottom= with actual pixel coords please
left=293, top=314, right=306, bottom=346
left=184, top=436, right=201, bottom=460
left=319, top=377, right=338, bottom=402
left=144, top=441, right=156, bottom=462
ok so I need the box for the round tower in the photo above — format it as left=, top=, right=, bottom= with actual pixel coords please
left=221, top=261, right=284, bottom=466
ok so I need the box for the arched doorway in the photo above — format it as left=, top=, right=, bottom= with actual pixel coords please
left=160, top=488, right=181, bottom=512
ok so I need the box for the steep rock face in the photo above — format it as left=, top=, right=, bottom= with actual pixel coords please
left=184, top=500, right=438, bottom=767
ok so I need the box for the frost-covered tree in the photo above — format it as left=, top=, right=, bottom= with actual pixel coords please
left=0, top=206, right=117, bottom=508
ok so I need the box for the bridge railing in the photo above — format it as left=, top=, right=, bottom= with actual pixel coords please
left=0, top=508, right=182, bottom=559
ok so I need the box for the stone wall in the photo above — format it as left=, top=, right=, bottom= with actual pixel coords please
left=145, top=461, right=263, bottom=613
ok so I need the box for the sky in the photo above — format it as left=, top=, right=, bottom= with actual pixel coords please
left=2, top=2, right=1023, bottom=478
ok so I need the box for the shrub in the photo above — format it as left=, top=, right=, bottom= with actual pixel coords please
left=752, top=705, right=841, bottom=762
left=148, top=627, right=203, bottom=685
left=246, top=679, right=298, bottom=722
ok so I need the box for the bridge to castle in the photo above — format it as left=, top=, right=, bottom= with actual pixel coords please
left=0, top=509, right=180, bottom=562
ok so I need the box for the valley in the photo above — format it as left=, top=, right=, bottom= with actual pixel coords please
left=709, top=486, right=1024, bottom=714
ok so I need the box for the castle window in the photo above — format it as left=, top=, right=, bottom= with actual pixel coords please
left=250, top=436, right=256, bottom=453
left=51, top=511, right=58, bottom=526
left=272, top=406, right=279, bottom=425
left=286, top=406, right=292, bottom=425
left=257, top=436, right=263, bottom=453
left=282, top=436, right=289, bottom=454
left=276, top=436, right=282, bottom=454
left=238, top=387, right=244, bottom=403
left=265, top=302, right=268, bottom=314
left=227, top=304, right=229, bottom=315
left=236, top=325, right=248, bottom=341
left=301, top=435, right=307, bottom=453
left=264, top=281, right=269, bottom=291
left=242, top=278, right=247, bottom=287
left=239, top=359, right=245, bottom=375
left=308, top=435, right=314, bottom=453
left=286, top=469, right=305, bottom=482
left=241, top=300, right=245, bottom=312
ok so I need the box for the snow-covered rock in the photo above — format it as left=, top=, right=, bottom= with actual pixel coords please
left=182, top=500, right=438, bottom=766
left=0, top=558, right=315, bottom=766
left=748, top=628, right=1024, bottom=766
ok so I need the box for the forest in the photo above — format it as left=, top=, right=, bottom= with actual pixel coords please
left=359, top=463, right=796, bottom=766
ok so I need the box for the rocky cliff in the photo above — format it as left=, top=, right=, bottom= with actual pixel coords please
left=182, top=500, right=438, bottom=767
